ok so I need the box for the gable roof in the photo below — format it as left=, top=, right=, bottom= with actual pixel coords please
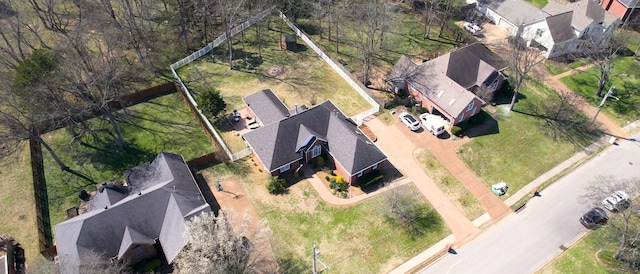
left=446, top=43, right=507, bottom=89
left=483, top=0, right=550, bottom=25
left=242, top=99, right=386, bottom=175
left=545, top=11, right=577, bottom=42
left=243, top=89, right=290, bottom=125
left=392, top=43, right=501, bottom=118
left=54, top=152, right=211, bottom=273
left=618, top=0, right=640, bottom=8
left=543, top=0, right=618, bottom=30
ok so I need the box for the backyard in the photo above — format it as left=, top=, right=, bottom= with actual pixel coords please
left=201, top=158, right=450, bottom=273
left=0, top=91, right=215, bottom=260
left=176, top=15, right=374, bottom=153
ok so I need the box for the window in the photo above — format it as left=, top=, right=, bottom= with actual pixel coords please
left=132, top=245, right=146, bottom=259
left=311, top=145, right=321, bottom=158
left=491, top=80, right=499, bottom=91
left=357, top=171, right=363, bottom=177
left=372, top=163, right=378, bottom=170
left=466, top=101, right=474, bottom=111
left=280, top=164, right=290, bottom=173
left=458, top=113, right=465, bottom=123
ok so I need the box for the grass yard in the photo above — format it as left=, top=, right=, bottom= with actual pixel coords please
left=202, top=159, right=450, bottom=273
left=0, top=148, right=42, bottom=261
left=458, top=80, right=597, bottom=199
left=525, top=0, right=549, bottom=8
left=559, top=56, right=640, bottom=126
left=544, top=58, right=589, bottom=76
left=415, top=149, right=484, bottom=220
left=538, top=228, right=626, bottom=274
left=41, top=92, right=214, bottom=227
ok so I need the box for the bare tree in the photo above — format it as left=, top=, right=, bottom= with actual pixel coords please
left=28, top=250, right=130, bottom=274
left=577, top=34, right=625, bottom=98
left=349, top=0, right=391, bottom=86
left=173, top=209, right=274, bottom=274
left=385, top=55, right=434, bottom=94
left=505, top=36, right=544, bottom=111
left=580, top=176, right=640, bottom=272
left=215, top=0, right=248, bottom=69
left=380, top=184, right=442, bottom=238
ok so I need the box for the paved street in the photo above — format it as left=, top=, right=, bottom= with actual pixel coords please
left=419, top=132, right=640, bottom=274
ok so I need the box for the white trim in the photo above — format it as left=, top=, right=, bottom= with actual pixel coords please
left=311, top=145, right=322, bottom=158
left=372, top=163, right=378, bottom=170
left=348, top=158, right=387, bottom=178
left=357, top=171, right=363, bottom=177
left=270, top=158, right=302, bottom=173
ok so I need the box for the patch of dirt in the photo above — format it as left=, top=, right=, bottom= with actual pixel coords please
left=267, top=66, right=285, bottom=78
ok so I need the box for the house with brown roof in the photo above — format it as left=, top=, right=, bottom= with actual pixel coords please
left=242, top=89, right=387, bottom=184
left=388, top=43, right=506, bottom=128
left=600, top=0, right=640, bottom=22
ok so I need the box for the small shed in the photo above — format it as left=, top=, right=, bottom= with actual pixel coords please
left=284, top=34, right=297, bottom=51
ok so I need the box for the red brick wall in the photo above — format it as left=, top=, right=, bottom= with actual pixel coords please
left=303, top=139, right=325, bottom=162
left=601, top=0, right=628, bottom=19
left=333, top=159, right=352, bottom=183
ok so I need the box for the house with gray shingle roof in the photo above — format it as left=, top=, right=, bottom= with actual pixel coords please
left=389, top=43, right=506, bottom=128
left=242, top=89, right=387, bottom=184
left=479, top=0, right=620, bottom=58
left=53, top=152, right=211, bottom=273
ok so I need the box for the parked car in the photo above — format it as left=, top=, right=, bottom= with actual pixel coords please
left=419, top=113, right=446, bottom=136
left=463, top=22, right=482, bottom=35
left=580, top=207, right=608, bottom=230
left=399, top=112, right=421, bottom=131
left=602, top=190, right=630, bottom=212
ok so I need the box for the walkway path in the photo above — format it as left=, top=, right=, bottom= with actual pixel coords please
left=531, top=63, right=630, bottom=138
left=366, top=119, right=481, bottom=243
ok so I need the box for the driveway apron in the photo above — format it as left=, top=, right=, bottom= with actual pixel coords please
left=366, top=119, right=480, bottom=243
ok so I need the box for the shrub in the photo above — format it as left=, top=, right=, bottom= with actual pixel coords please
left=316, top=156, right=325, bottom=167
left=143, top=259, right=162, bottom=272
left=329, top=170, right=336, bottom=176
left=451, top=126, right=463, bottom=137
left=325, top=175, right=330, bottom=181
left=357, top=170, right=383, bottom=189
left=267, top=176, right=286, bottom=194
left=294, top=171, right=301, bottom=179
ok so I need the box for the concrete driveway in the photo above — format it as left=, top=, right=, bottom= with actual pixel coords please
left=366, top=118, right=480, bottom=243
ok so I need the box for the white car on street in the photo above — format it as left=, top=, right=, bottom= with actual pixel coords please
left=399, top=112, right=421, bottom=131
left=602, top=190, right=630, bottom=212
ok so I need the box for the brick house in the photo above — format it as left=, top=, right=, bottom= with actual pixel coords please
left=242, top=89, right=387, bottom=185
left=388, top=43, right=507, bottom=128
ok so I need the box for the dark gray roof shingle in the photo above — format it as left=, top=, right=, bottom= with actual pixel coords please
left=545, top=12, right=577, bottom=42
left=54, top=152, right=211, bottom=273
left=242, top=100, right=386, bottom=175
left=243, top=89, right=290, bottom=125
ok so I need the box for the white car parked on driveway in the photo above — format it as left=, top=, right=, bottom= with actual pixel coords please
left=602, top=190, right=630, bottom=212
left=463, top=22, right=482, bottom=35
left=399, top=112, right=421, bottom=131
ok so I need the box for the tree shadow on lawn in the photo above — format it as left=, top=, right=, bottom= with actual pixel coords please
left=463, top=111, right=500, bottom=138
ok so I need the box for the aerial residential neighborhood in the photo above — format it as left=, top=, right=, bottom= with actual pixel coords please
left=0, top=0, right=639, bottom=274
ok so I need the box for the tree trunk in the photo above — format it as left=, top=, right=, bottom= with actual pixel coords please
left=103, top=107, right=127, bottom=149
left=509, top=90, right=518, bottom=111
left=226, top=29, right=233, bottom=69
left=34, top=133, right=68, bottom=171
left=335, top=21, right=339, bottom=53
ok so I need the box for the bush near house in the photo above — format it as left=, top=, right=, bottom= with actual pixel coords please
left=356, top=170, right=384, bottom=189
left=267, top=176, right=286, bottom=194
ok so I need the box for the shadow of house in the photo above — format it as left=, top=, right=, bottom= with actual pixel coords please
left=54, top=153, right=212, bottom=273
left=241, top=89, right=388, bottom=185
left=389, top=43, right=507, bottom=129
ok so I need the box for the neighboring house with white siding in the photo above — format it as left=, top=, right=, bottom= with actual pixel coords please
left=478, top=0, right=620, bottom=58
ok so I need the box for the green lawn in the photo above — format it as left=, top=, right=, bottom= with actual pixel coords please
left=525, top=0, right=549, bottom=8
left=538, top=228, right=626, bottom=274
left=544, top=58, right=589, bottom=76
left=458, top=80, right=597, bottom=199
left=203, top=159, right=450, bottom=274
left=415, top=149, right=484, bottom=220
left=42, top=92, right=214, bottom=226
left=559, top=56, right=640, bottom=126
